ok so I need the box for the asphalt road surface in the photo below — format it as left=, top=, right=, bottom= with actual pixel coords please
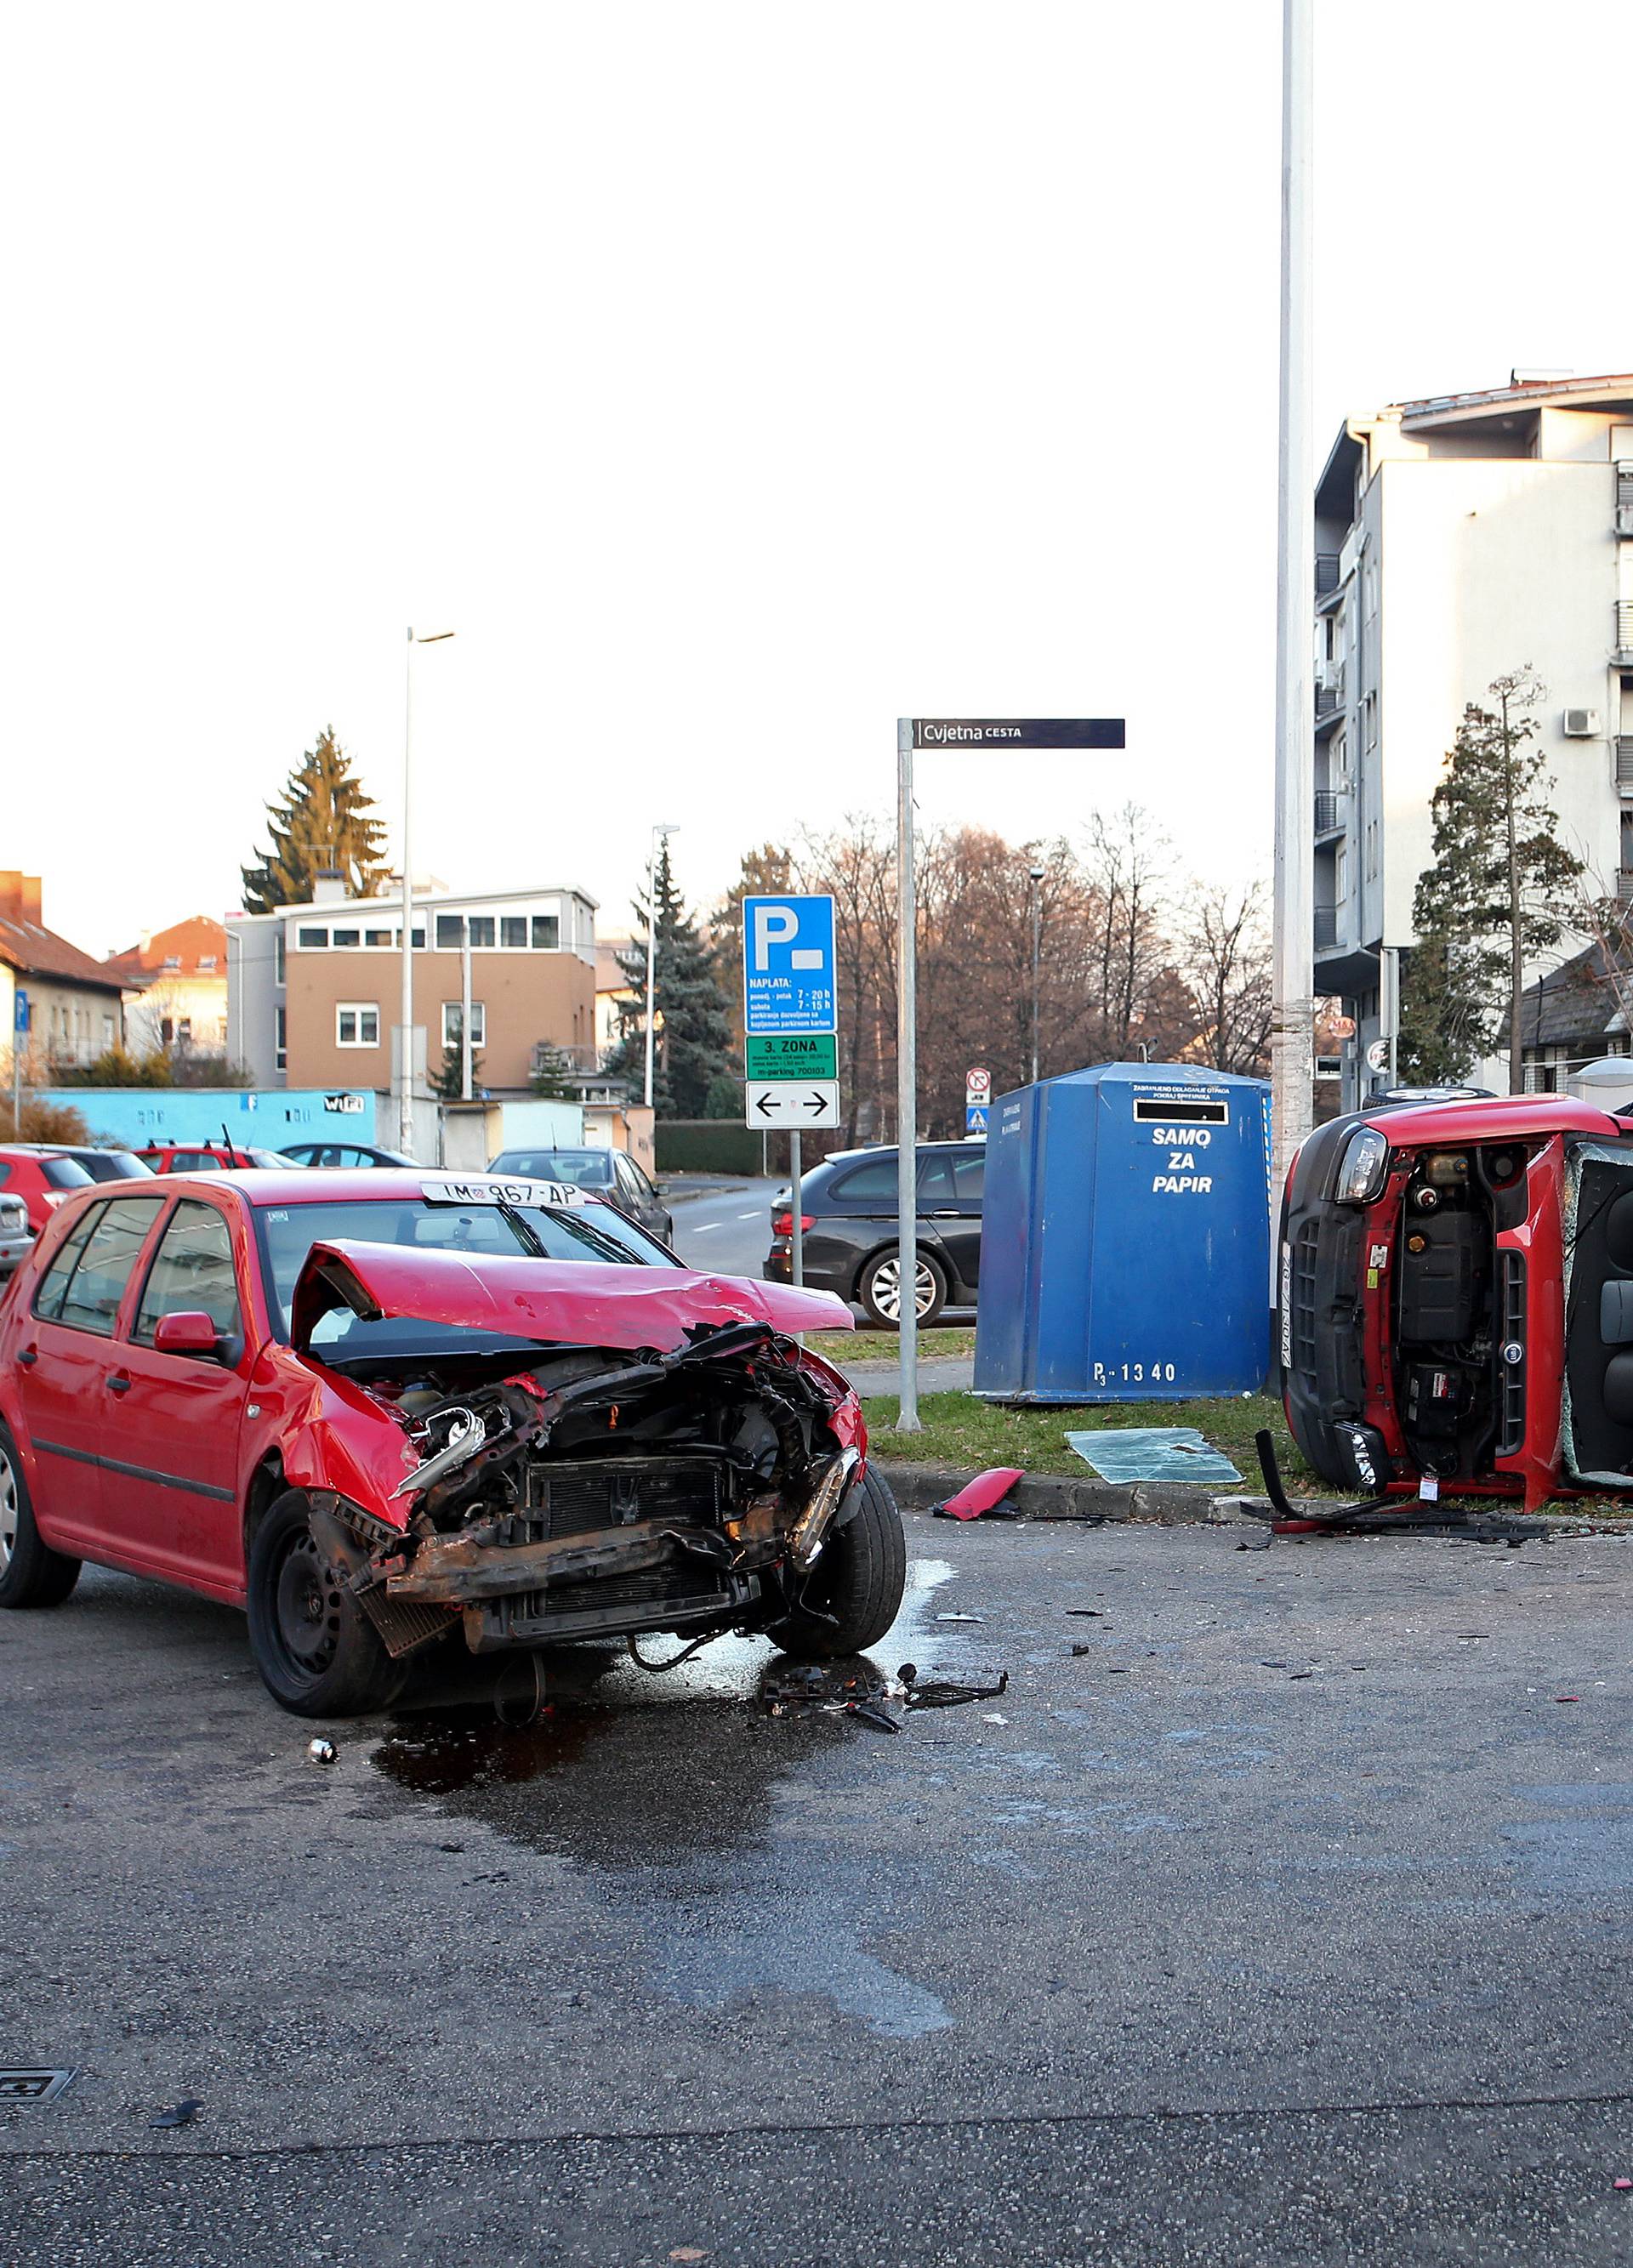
left=668, top=1176, right=779, bottom=1280
left=5, top=1515, right=1633, bottom=2265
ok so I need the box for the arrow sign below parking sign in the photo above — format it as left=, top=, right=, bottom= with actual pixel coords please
left=743, top=895, right=837, bottom=1035
left=745, top=1081, right=840, bottom=1128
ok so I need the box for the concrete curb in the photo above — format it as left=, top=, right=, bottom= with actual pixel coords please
left=873, top=1459, right=1248, bottom=1526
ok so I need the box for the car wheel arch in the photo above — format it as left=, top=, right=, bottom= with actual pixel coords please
left=243, top=1453, right=287, bottom=1566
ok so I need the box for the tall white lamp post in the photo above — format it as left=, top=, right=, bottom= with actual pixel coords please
left=399, top=628, right=455, bottom=1156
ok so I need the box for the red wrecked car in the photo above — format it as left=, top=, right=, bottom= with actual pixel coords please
left=1279, top=1092, right=1633, bottom=1511
left=0, top=1170, right=903, bottom=1714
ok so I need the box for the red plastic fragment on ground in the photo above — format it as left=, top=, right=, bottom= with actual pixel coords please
left=935, top=1467, right=1025, bottom=1521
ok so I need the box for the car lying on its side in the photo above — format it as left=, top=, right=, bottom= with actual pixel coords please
left=0, top=1170, right=902, bottom=1716
left=1279, top=1092, right=1633, bottom=1510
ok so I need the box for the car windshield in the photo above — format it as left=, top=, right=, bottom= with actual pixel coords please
left=490, top=1150, right=615, bottom=1186
left=76, top=1151, right=152, bottom=1182
left=253, top=1192, right=670, bottom=1350
left=40, top=1157, right=96, bottom=1190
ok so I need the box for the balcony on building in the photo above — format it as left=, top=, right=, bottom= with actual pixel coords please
left=1314, top=788, right=1343, bottom=838
left=1313, top=905, right=1339, bottom=950
left=1314, top=663, right=1345, bottom=735
left=1617, top=736, right=1633, bottom=797
left=1315, top=551, right=1343, bottom=611
left=1618, top=600, right=1633, bottom=668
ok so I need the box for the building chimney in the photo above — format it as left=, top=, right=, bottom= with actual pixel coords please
left=0, top=872, right=42, bottom=927
left=311, top=867, right=350, bottom=906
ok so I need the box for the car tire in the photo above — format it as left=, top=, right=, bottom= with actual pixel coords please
left=246, top=1489, right=405, bottom=1719
left=769, top=1467, right=908, bottom=1658
left=857, top=1247, right=947, bottom=1330
left=0, top=1424, right=82, bottom=1611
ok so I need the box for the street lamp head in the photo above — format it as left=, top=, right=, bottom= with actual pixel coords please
left=653, top=821, right=680, bottom=838
left=1028, top=863, right=1046, bottom=884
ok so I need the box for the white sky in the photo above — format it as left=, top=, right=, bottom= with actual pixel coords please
left=3, top=1, right=1629, bottom=957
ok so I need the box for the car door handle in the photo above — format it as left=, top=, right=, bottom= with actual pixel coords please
left=106, top=1373, right=133, bottom=1396
left=16, top=1347, right=37, bottom=1367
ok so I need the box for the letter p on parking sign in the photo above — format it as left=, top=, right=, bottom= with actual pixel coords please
left=743, top=895, right=837, bottom=1035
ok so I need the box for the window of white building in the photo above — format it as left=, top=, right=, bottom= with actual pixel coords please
left=336, top=1003, right=380, bottom=1048
left=442, top=1001, right=486, bottom=1048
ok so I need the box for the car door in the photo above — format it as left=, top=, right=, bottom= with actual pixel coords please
left=925, top=1149, right=985, bottom=1299
left=614, top=1152, right=667, bottom=1237
left=9, top=1193, right=168, bottom=1559
left=913, top=1154, right=969, bottom=1292
left=101, top=1195, right=253, bottom=1592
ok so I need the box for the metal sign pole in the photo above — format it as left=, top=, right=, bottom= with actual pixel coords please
left=790, top=1130, right=804, bottom=1287
left=896, top=718, right=919, bottom=1430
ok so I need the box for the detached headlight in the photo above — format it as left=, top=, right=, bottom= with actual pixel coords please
left=1334, top=1125, right=1389, bottom=1206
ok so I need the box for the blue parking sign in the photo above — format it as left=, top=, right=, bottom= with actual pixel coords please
left=743, top=895, right=837, bottom=1035
left=13, top=989, right=28, bottom=1035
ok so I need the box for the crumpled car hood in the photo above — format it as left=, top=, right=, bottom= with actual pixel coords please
left=289, top=1238, right=853, bottom=1357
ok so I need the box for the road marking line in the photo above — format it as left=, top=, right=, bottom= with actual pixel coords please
left=691, top=1222, right=722, bottom=1232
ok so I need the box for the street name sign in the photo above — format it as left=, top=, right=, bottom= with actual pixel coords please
left=746, top=1082, right=840, bottom=1129
left=742, top=895, right=837, bottom=1035
left=912, top=719, right=1126, bottom=751
left=744, top=1032, right=838, bottom=1081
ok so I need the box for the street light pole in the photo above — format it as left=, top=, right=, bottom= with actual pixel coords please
left=399, top=628, right=454, bottom=1157
left=896, top=717, right=919, bottom=1433
left=1027, top=861, right=1045, bottom=1083
left=643, top=823, right=679, bottom=1110
left=1270, top=0, right=1316, bottom=1197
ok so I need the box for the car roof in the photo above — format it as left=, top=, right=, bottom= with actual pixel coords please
left=105, top=1167, right=617, bottom=1208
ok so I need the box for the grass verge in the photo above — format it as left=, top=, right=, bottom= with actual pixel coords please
left=810, top=1327, right=977, bottom=1364
left=856, top=1390, right=1317, bottom=1485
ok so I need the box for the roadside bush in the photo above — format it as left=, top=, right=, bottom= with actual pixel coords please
left=0, top=1096, right=91, bottom=1144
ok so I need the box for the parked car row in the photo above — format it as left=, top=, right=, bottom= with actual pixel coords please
left=0, top=1140, right=674, bottom=1273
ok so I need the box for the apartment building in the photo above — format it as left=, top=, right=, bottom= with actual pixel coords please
left=227, top=878, right=598, bottom=1095
left=0, top=871, right=128, bottom=1070
left=1311, top=372, right=1633, bottom=1105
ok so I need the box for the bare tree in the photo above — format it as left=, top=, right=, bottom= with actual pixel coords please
left=1182, top=882, right=1273, bottom=1077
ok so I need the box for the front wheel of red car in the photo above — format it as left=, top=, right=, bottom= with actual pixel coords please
left=247, top=1490, right=405, bottom=1719
left=769, top=1467, right=908, bottom=1659
left=0, top=1425, right=81, bottom=1611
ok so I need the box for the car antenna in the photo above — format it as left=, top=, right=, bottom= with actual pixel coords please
left=222, top=1121, right=244, bottom=1170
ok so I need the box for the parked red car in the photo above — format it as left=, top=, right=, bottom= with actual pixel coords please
left=136, top=1141, right=299, bottom=1173
left=1279, top=1093, right=1633, bottom=1510
left=0, top=1146, right=97, bottom=1235
left=0, top=1171, right=899, bottom=1717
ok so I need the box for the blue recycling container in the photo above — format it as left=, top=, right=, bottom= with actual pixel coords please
left=972, top=1060, right=1272, bottom=1402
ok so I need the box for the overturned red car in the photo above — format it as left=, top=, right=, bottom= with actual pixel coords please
left=1279, top=1092, right=1633, bottom=1511
left=0, top=1171, right=903, bottom=1715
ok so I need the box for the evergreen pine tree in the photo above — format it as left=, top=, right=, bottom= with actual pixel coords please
left=606, top=840, right=737, bottom=1117
left=429, top=1043, right=483, bottom=1101
left=1397, top=671, right=1583, bottom=1087
left=242, top=729, right=393, bottom=912
left=529, top=1042, right=578, bottom=1099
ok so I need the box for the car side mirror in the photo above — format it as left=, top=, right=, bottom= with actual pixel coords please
left=153, top=1310, right=221, bottom=1358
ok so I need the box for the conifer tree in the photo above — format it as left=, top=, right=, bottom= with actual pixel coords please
left=606, top=839, right=738, bottom=1117
left=1398, top=671, right=1582, bottom=1087
left=242, top=729, right=392, bottom=912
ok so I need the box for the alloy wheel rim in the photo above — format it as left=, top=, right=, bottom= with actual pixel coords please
left=0, top=1447, right=16, bottom=1575
left=873, top=1257, right=936, bottom=1323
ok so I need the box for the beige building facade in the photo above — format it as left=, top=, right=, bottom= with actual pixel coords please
left=228, top=880, right=598, bottom=1097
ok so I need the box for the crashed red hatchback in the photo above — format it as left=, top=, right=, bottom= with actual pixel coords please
left=1280, top=1093, right=1633, bottom=1510
left=0, top=1171, right=902, bottom=1715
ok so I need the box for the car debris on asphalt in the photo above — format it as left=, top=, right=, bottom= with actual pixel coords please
left=306, top=1737, right=338, bottom=1765
left=931, top=1467, right=1024, bottom=1521
left=150, top=2099, right=204, bottom=2129
left=760, top=1657, right=1008, bottom=1729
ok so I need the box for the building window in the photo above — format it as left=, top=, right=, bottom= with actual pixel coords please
left=103, top=1014, right=114, bottom=1046
left=275, top=1006, right=287, bottom=1072
left=435, top=915, right=464, bottom=948
left=162, top=955, right=181, bottom=970
left=198, top=955, right=218, bottom=973
left=332, top=927, right=361, bottom=949
left=532, top=914, right=559, bottom=950
left=364, top=927, right=392, bottom=946
left=501, top=916, right=527, bottom=948
left=468, top=916, right=495, bottom=948
left=297, top=926, right=327, bottom=949
left=336, top=1003, right=381, bottom=1048
left=442, top=1001, right=486, bottom=1048
left=274, top=931, right=286, bottom=984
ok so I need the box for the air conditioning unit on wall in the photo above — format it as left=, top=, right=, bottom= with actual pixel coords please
left=1562, top=708, right=1602, bottom=737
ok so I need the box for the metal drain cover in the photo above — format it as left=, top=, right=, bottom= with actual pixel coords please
left=0, top=2069, right=77, bottom=2103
